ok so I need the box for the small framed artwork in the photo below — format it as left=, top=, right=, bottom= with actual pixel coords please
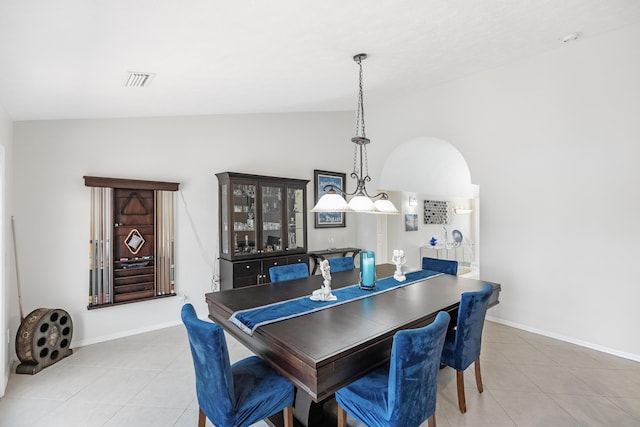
left=405, top=214, right=418, bottom=231
left=124, top=228, right=146, bottom=254
left=314, top=169, right=347, bottom=228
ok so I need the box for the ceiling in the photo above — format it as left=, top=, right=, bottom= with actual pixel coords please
left=1, top=0, right=640, bottom=121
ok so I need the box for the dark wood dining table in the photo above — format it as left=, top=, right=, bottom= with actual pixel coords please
left=205, top=263, right=500, bottom=426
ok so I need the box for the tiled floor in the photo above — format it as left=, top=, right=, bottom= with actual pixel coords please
left=1, top=320, right=640, bottom=426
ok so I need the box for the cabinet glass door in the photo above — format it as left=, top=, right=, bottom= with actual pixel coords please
left=261, top=184, right=283, bottom=254
left=220, top=183, right=229, bottom=256
left=286, top=187, right=305, bottom=250
left=232, top=183, right=257, bottom=256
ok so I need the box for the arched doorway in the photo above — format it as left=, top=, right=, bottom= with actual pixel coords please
left=378, top=137, right=479, bottom=275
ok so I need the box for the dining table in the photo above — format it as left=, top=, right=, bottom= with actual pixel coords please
left=205, top=263, right=501, bottom=426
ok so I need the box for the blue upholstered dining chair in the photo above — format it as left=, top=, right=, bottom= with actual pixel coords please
left=335, top=311, right=451, bottom=427
left=422, top=257, right=458, bottom=275
left=181, top=304, right=295, bottom=427
left=440, top=283, right=493, bottom=413
left=269, top=263, right=309, bottom=283
left=327, top=256, right=355, bottom=273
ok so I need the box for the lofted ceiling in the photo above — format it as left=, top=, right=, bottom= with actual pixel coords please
left=1, top=0, right=640, bottom=121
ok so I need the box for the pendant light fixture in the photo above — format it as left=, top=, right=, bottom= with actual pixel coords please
left=311, top=54, right=399, bottom=215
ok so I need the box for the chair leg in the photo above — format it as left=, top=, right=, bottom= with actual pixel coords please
left=283, top=405, right=294, bottom=427
left=456, top=370, right=467, bottom=413
left=337, top=404, right=348, bottom=427
left=474, top=357, right=484, bottom=393
left=427, top=413, right=437, bottom=427
left=198, top=408, right=206, bottom=427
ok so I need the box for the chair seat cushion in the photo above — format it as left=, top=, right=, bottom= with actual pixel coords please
left=230, top=356, right=295, bottom=427
left=335, top=365, right=391, bottom=427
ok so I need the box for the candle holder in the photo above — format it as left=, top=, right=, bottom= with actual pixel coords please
left=359, top=251, right=376, bottom=290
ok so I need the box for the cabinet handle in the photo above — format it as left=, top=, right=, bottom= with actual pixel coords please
left=274, top=262, right=278, bottom=265
left=246, top=265, right=250, bottom=269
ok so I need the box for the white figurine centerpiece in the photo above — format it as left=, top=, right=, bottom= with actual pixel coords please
left=310, top=259, right=337, bottom=301
left=392, top=249, right=407, bottom=281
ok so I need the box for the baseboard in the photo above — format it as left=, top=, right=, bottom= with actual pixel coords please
left=486, top=315, right=640, bottom=363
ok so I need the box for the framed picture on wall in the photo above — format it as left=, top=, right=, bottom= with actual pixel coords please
left=314, top=169, right=347, bottom=228
left=405, top=213, right=418, bottom=231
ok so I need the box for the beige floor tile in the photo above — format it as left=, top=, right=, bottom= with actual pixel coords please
left=0, top=397, right=62, bottom=427
left=607, top=396, right=640, bottom=421
left=69, top=367, right=160, bottom=405
left=491, top=342, right=556, bottom=366
left=436, top=385, right=516, bottom=426
left=480, top=341, right=512, bottom=365
left=489, top=390, right=580, bottom=427
left=127, top=369, right=196, bottom=408
left=550, top=394, right=640, bottom=427
left=4, top=362, right=107, bottom=400
left=31, top=399, right=123, bottom=427
left=518, top=364, right=599, bottom=396
left=480, top=361, right=541, bottom=393
left=536, top=343, right=606, bottom=368
left=3, top=320, right=640, bottom=426
left=580, top=347, right=640, bottom=371
left=483, top=323, right=528, bottom=344
left=569, top=367, right=640, bottom=398
left=102, top=405, right=185, bottom=427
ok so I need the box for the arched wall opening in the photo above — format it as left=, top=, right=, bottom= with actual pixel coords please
left=378, top=137, right=480, bottom=275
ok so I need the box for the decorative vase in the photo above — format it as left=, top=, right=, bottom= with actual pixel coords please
left=359, top=251, right=376, bottom=290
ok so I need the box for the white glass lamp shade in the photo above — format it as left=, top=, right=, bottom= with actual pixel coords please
left=348, top=194, right=378, bottom=212
left=310, top=193, right=351, bottom=212
left=374, top=198, right=400, bottom=214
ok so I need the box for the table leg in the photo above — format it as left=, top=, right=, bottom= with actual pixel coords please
left=294, top=390, right=328, bottom=426
left=266, top=392, right=335, bottom=427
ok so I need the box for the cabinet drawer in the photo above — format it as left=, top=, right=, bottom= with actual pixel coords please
left=287, top=254, right=309, bottom=265
left=233, top=261, right=261, bottom=278
left=262, top=257, right=288, bottom=269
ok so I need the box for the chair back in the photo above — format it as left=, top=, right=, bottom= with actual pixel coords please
left=422, top=257, right=458, bottom=275
left=327, top=256, right=355, bottom=273
left=387, top=311, right=450, bottom=425
left=181, top=304, right=235, bottom=421
left=269, top=263, right=309, bottom=282
left=450, top=284, right=493, bottom=369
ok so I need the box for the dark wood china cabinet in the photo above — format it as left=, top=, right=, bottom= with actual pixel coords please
left=216, top=172, right=309, bottom=290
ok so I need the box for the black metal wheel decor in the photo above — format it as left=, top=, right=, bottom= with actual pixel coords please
left=16, top=308, right=73, bottom=374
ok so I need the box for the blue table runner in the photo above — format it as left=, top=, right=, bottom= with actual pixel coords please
left=230, top=269, right=442, bottom=335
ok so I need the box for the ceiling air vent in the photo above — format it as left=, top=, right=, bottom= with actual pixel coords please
left=124, top=72, right=155, bottom=88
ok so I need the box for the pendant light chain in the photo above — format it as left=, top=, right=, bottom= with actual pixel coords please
left=309, top=52, right=399, bottom=214
left=355, top=56, right=366, bottom=139
left=353, top=55, right=369, bottom=180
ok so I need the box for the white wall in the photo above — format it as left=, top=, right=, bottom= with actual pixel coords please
left=368, top=23, right=640, bottom=359
left=0, top=102, right=13, bottom=396
left=10, top=112, right=357, bottom=355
